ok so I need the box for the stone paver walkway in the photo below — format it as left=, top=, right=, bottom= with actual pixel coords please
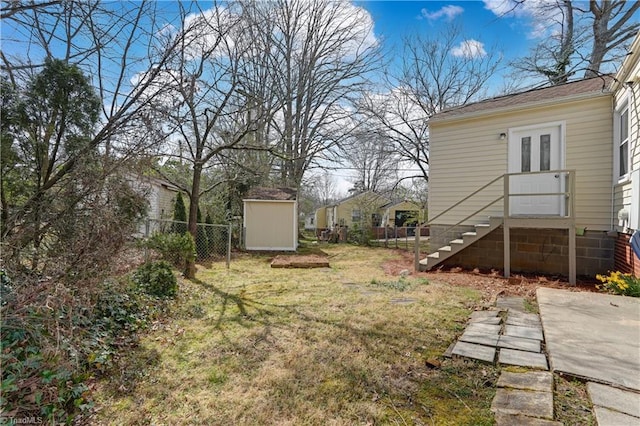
left=449, top=297, right=548, bottom=370
left=491, top=371, right=562, bottom=426
left=447, top=297, right=559, bottom=423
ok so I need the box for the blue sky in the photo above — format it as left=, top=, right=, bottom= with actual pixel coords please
left=356, top=1, right=539, bottom=89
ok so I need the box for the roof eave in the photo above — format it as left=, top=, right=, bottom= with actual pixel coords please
left=430, top=90, right=611, bottom=125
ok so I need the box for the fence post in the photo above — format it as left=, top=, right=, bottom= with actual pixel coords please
left=226, top=224, right=231, bottom=269
left=144, top=218, right=150, bottom=263
left=414, top=224, right=420, bottom=271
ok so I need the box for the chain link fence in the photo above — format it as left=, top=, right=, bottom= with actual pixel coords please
left=144, top=218, right=236, bottom=268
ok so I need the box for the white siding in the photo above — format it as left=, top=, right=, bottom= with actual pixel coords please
left=429, top=95, right=613, bottom=231
left=613, top=41, right=640, bottom=231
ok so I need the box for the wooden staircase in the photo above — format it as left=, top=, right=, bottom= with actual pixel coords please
left=418, top=217, right=503, bottom=271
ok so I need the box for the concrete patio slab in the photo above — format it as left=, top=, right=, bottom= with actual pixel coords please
left=497, top=371, right=553, bottom=392
left=452, top=341, right=496, bottom=363
left=498, top=335, right=541, bottom=352
left=504, top=324, right=544, bottom=341
left=496, top=296, right=526, bottom=312
left=593, top=406, right=640, bottom=426
left=469, top=316, right=502, bottom=325
left=459, top=331, right=499, bottom=347
left=470, top=310, right=500, bottom=319
left=587, top=382, right=640, bottom=418
left=465, top=323, right=502, bottom=334
left=491, top=388, right=554, bottom=419
left=537, top=288, right=640, bottom=391
left=499, top=348, right=548, bottom=370
left=506, top=315, right=541, bottom=328
left=494, top=413, right=562, bottom=426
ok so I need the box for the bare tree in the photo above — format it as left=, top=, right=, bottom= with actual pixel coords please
left=0, top=1, right=193, bottom=276
left=144, top=2, right=273, bottom=278
left=508, top=0, right=639, bottom=85
left=342, top=130, right=398, bottom=193
left=241, top=0, right=381, bottom=188
left=362, top=25, right=500, bottom=183
left=585, top=0, right=640, bottom=77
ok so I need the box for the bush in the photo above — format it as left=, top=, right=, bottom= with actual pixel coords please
left=596, top=271, right=640, bottom=297
left=132, top=261, right=178, bottom=298
left=146, top=232, right=196, bottom=268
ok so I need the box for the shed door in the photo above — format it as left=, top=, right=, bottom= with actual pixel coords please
left=508, top=124, right=564, bottom=216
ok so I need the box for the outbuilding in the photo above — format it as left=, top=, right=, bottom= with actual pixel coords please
left=243, top=187, right=298, bottom=251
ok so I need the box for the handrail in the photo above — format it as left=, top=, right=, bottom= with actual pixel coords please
left=427, top=174, right=504, bottom=225
left=429, top=195, right=505, bottom=247
left=425, top=170, right=576, bottom=257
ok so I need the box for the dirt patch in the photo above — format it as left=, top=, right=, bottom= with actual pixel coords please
left=382, top=249, right=599, bottom=300
left=271, top=254, right=330, bottom=268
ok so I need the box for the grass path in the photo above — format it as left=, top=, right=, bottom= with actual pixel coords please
left=92, top=245, right=498, bottom=425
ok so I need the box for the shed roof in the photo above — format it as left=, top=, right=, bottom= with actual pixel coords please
left=431, top=76, right=613, bottom=123
left=244, top=187, right=297, bottom=201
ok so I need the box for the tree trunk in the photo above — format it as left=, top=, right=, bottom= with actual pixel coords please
left=185, top=163, right=202, bottom=279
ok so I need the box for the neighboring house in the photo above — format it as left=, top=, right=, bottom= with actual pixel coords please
left=612, top=33, right=640, bottom=276
left=315, top=191, right=390, bottom=232
left=380, top=200, right=423, bottom=227
left=129, top=175, right=182, bottom=235
left=423, top=32, right=640, bottom=283
left=243, top=187, right=298, bottom=251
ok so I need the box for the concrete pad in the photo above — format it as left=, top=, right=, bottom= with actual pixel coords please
left=498, top=335, right=541, bottom=352
left=497, top=371, right=554, bottom=392
left=593, top=406, right=640, bottom=426
left=506, top=314, right=541, bottom=328
left=491, top=388, right=554, bottom=419
left=465, top=323, right=502, bottom=334
left=443, top=341, right=455, bottom=358
left=451, top=341, right=496, bottom=363
left=494, top=413, right=562, bottom=426
left=497, top=296, right=526, bottom=312
left=459, top=331, right=499, bottom=347
left=504, top=324, right=544, bottom=341
left=469, top=316, right=502, bottom=325
left=470, top=310, right=500, bottom=319
left=499, top=349, right=548, bottom=370
left=587, top=382, right=640, bottom=418
left=537, top=287, right=640, bottom=391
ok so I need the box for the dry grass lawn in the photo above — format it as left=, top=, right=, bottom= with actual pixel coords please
left=91, top=245, right=499, bottom=425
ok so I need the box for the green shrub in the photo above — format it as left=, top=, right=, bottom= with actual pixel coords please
left=146, top=232, right=196, bottom=268
left=132, top=261, right=178, bottom=298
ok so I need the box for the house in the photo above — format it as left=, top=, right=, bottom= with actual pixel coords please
left=422, top=33, right=640, bottom=283
left=129, top=175, right=182, bottom=235
left=380, top=200, right=424, bottom=227
left=612, top=33, right=640, bottom=276
left=243, top=187, right=298, bottom=251
left=423, top=76, right=618, bottom=284
left=315, top=191, right=390, bottom=233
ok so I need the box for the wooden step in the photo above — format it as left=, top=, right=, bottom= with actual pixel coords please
left=450, top=239, right=464, bottom=245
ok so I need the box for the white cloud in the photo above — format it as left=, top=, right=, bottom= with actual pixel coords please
left=420, top=5, right=464, bottom=21
left=451, top=39, right=487, bottom=59
left=483, top=0, right=565, bottom=39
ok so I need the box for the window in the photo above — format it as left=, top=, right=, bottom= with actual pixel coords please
left=540, top=134, right=551, bottom=171
left=521, top=137, right=531, bottom=172
left=351, top=209, right=361, bottom=223
left=619, top=108, right=629, bottom=178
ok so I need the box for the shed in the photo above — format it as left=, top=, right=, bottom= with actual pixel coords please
left=243, top=187, right=298, bottom=251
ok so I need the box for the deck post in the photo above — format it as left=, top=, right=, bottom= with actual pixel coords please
left=503, top=174, right=510, bottom=278
left=568, top=226, right=576, bottom=285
